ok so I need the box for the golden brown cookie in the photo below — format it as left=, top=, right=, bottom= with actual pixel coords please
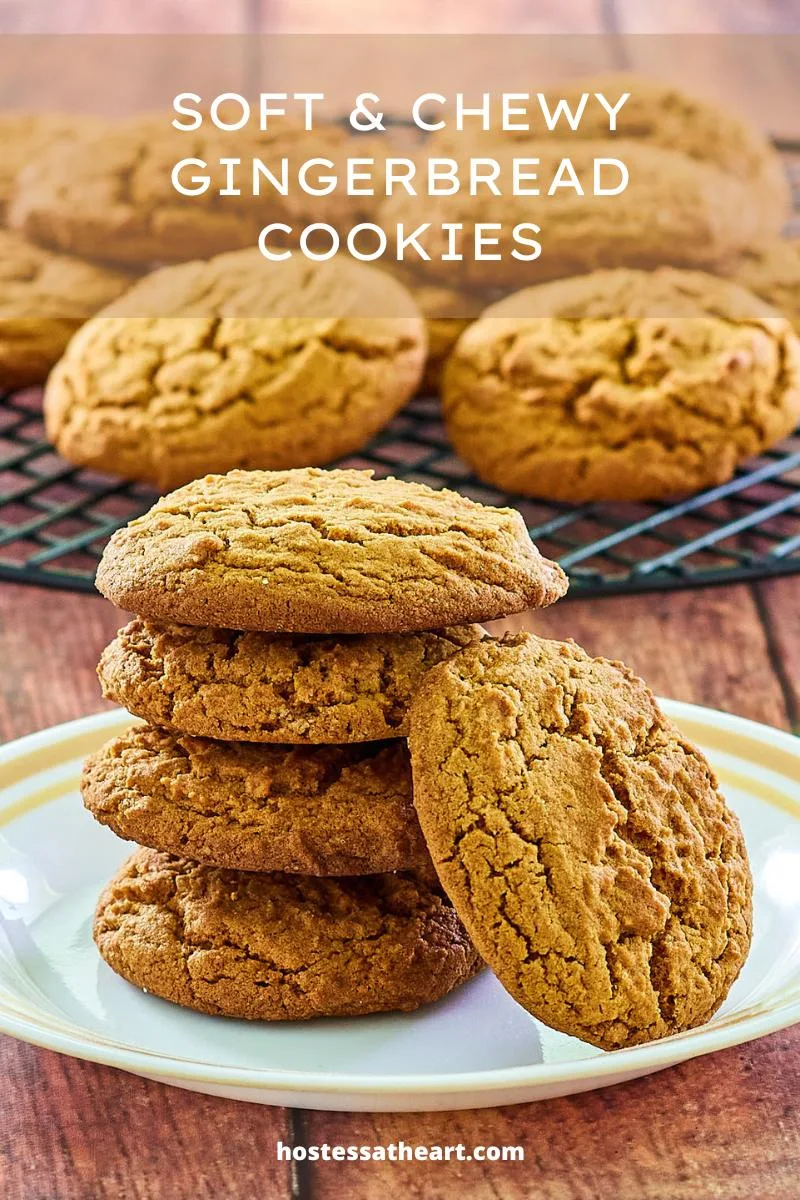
left=82, top=725, right=428, bottom=874
left=408, top=632, right=753, bottom=1050
left=381, top=140, right=764, bottom=293
left=43, top=251, right=425, bottom=489
left=422, top=316, right=469, bottom=393
left=543, top=74, right=789, bottom=235
left=94, top=467, right=568, bottom=633
left=405, top=281, right=479, bottom=393
left=10, top=115, right=377, bottom=265
left=722, top=238, right=800, bottom=332
left=0, top=228, right=132, bottom=388
left=0, top=112, right=104, bottom=223
left=443, top=267, right=800, bottom=503
left=98, top=618, right=484, bottom=743
left=94, top=848, right=481, bottom=1019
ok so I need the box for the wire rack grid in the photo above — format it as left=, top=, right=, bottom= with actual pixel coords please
left=1, top=388, right=799, bottom=599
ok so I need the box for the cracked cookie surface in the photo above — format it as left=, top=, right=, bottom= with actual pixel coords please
left=443, top=267, right=800, bottom=502
left=0, top=228, right=132, bottom=388
left=10, top=116, right=376, bottom=265
left=723, top=238, right=800, bottom=333
left=534, top=75, right=789, bottom=236
left=0, top=112, right=104, bottom=222
left=44, top=251, right=425, bottom=488
left=82, top=725, right=428, bottom=874
left=381, top=140, right=763, bottom=293
left=95, top=467, right=568, bottom=633
left=99, top=618, right=484, bottom=743
left=407, top=632, right=752, bottom=1050
left=94, top=848, right=481, bottom=1019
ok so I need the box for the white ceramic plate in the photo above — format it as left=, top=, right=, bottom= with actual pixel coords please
left=0, top=703, right=799, bottom=1112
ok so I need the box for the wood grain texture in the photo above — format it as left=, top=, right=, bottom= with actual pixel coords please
left=1, top=1040, right=292, bottom=1200
left=0, top=0, right=251, bottom=33
left=611, top=0, right=800, bottom=33
left=0, top=585, right=121, bottom=741
left=492, top=584, right=791, bottom=730
left=755, top=576, right=800, bottom=732
left=1, top=0, right=797, bottom=34
left=265, top=0, right=607, bottom=34
left=304, top=1030, right=800, bottom=1200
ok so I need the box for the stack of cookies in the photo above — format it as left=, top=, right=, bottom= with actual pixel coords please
left=82, top=466, right=568, bottom=1022
left=83, top=466, right=753, bottom=1048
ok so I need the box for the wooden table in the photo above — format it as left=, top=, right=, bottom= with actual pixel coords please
left=1, top=574, right=799, bottom=1199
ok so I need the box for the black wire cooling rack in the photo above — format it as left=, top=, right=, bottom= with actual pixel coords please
left=3, top=147, right=800, bottom=599
left=1, top=387, right=799, bottom=599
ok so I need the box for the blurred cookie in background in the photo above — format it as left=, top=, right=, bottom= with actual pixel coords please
left=381, top=139, right=766, bottom=295
left=722, top=237, right=800, bottom=332
left=9, top=113, right=382, bottom=267
left=0, top=111, right=105, bottom=224
left=548, top=74, right=791, bottom=237
left=0, top=228, right=132, bottom=389
left=402, top=279, right=499, bottom=393
left=44, top=250, right=426, bottom=488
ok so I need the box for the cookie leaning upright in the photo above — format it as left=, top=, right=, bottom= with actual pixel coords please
left=407, top=632, right=752, bottom=1050
left=95, top=467, right=568, bottom=633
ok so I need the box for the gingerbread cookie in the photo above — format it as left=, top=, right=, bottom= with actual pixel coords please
left=94, top=467, right=568, bottom=633
left=723, top=238, right=800, bottom=332
left=0, top=112, right=103, bottom=223
left=408, top=632, right=752, bottom=1050
left=443, top=267, right=800, bottom=502
left=540, top=75, right=789, bottom=235
left=98, top=618, right=483, bottom=743
left=0, top=228, right=131, bottom=388
left=44, top=252, right=425, bottom=489
left=381, top=140, right=763, bottom=293
left=10, top=115, right=377, bottom=265
left=562, top=74, right=789, bottom=235
left=82, top=725, right=427, bottom=874
left=406, top=280, right=483, bottom=393
left=94, top=848, right=481, bottom=1019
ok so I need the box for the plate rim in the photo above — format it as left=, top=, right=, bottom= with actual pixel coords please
left=0, top=700, right=799, bottom=1100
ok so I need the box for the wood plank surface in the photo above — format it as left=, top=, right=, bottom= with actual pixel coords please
left=0, top=0, right=252, bottom=33
left=755, top=575, right=800, bottom=733
left=2, top=1045, right=293, bottom=1200
left=0, top=0, right=797, bottom=34
left=303, top=1028, right=800, bottom=1200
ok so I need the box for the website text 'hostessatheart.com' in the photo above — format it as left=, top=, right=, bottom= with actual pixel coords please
left=276, top=1139, right=525, bottom=1163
